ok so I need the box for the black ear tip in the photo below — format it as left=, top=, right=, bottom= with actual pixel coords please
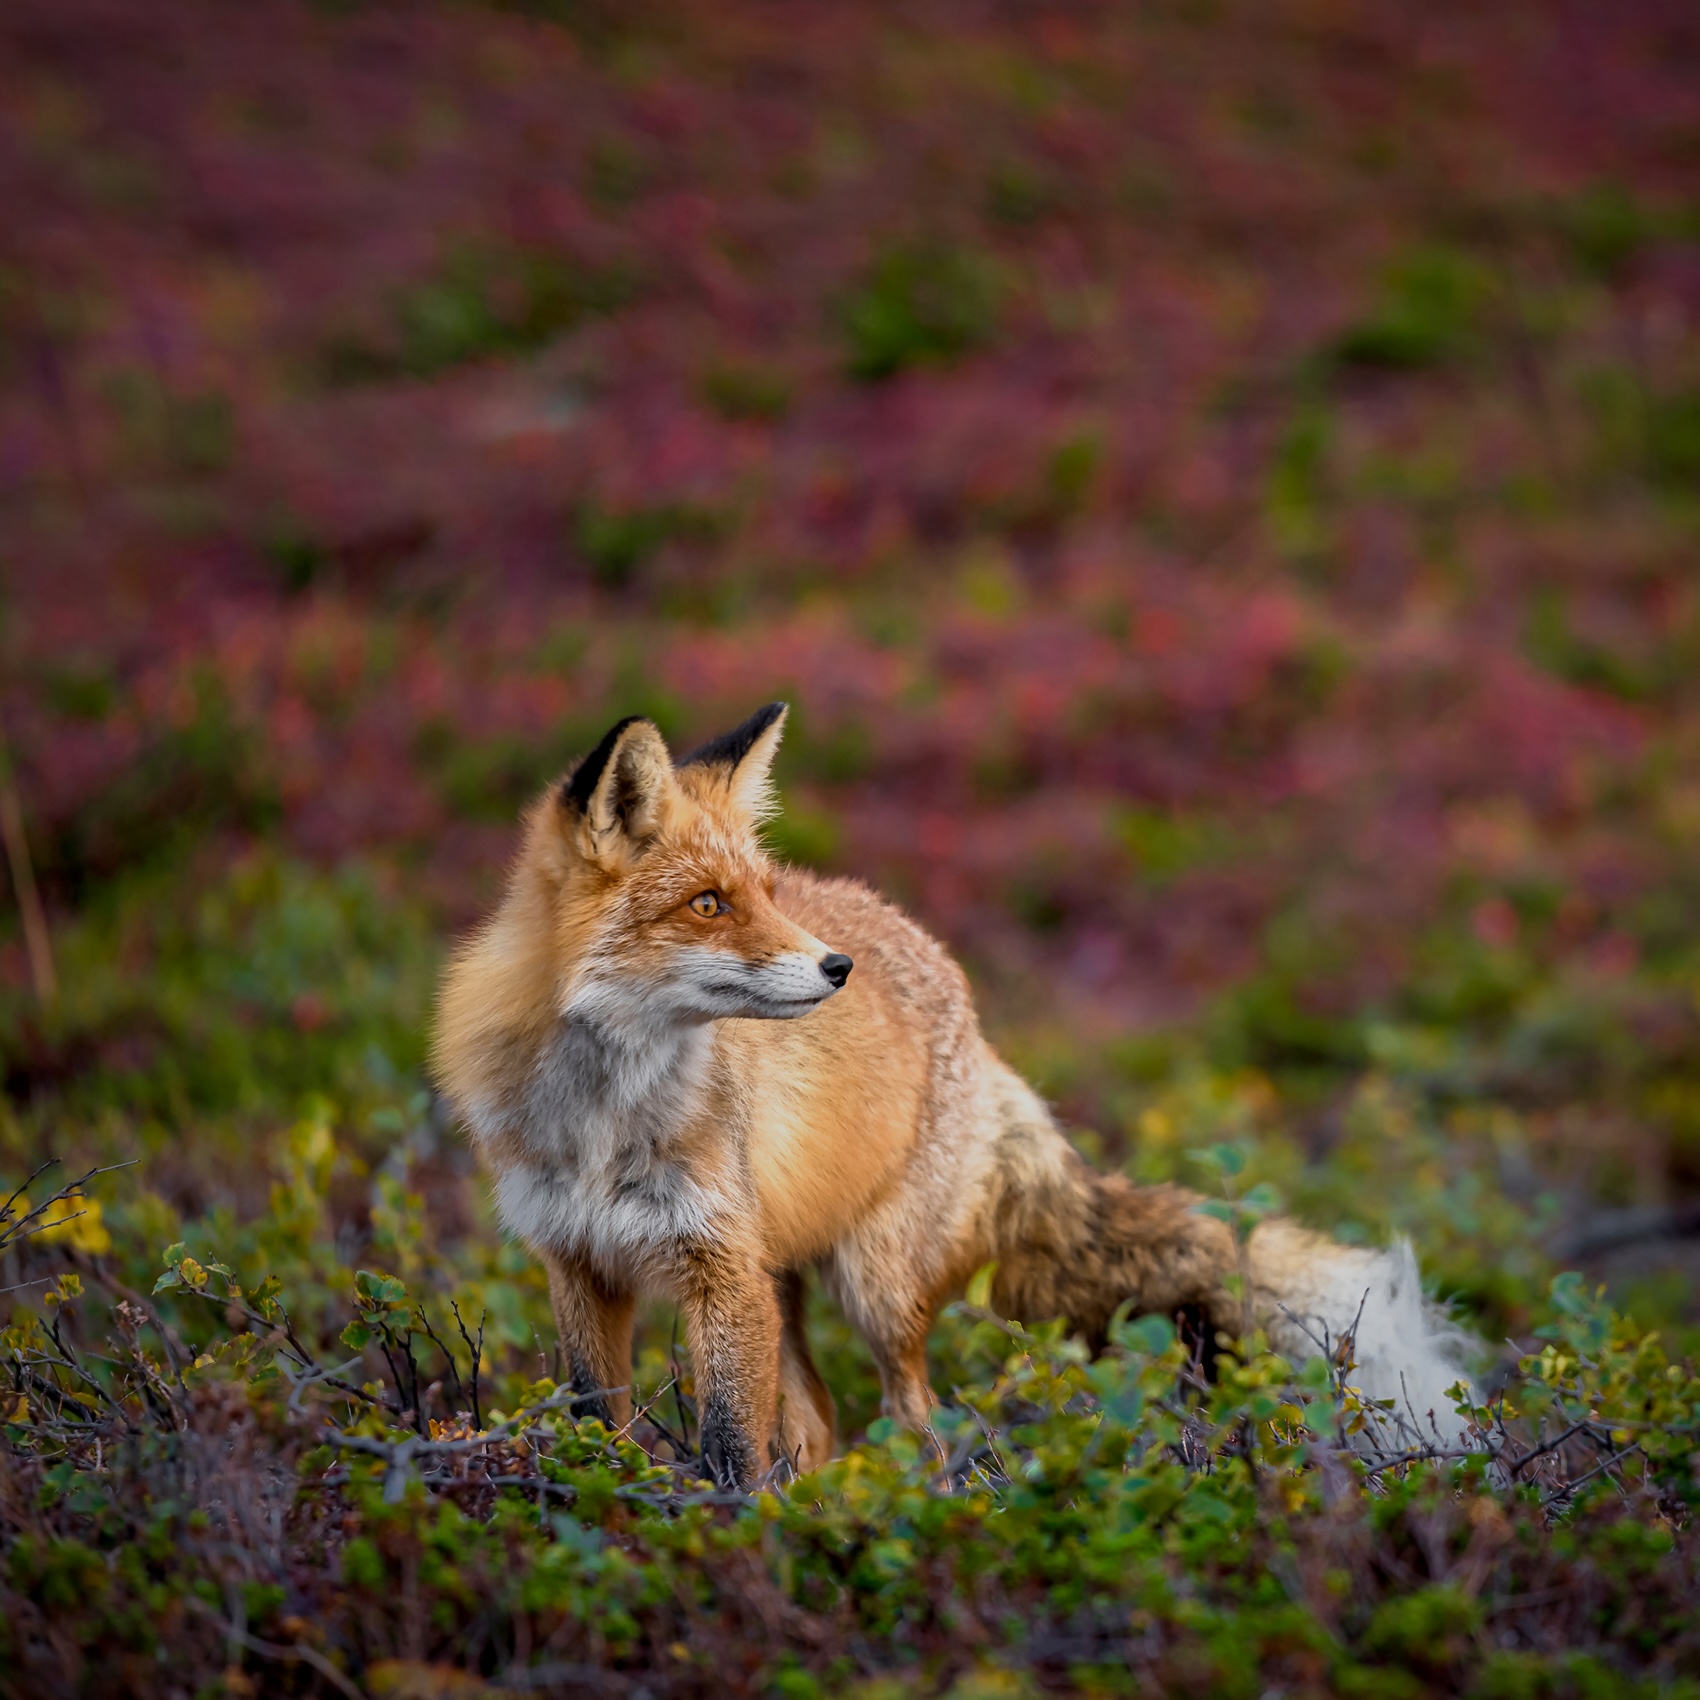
left=747, top=701, right=788, bottom=739
left=678, top=701, right=790, bottom=771
left=561, top=714, right=648, bottom=814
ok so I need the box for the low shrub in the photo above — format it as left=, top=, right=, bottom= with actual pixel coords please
left=1, top=1152, right=1696, bottom=1697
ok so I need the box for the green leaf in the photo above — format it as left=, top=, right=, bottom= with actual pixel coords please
left=1112, top=1313, right=1176, bottom=1358
left=1193, top=1199, right=1238, bottom=1224
left=964, top=1261, right=998, bottom=1310
left=340, top=1320, right=373, bottom=1350
left=1105, top=1388, right=1145, bottom=1426
left=354, top=1269, right=409, bottom=1307
left=1187, top=1143, right=1246, bottom=1178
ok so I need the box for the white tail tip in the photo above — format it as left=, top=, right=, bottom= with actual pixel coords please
left=1251, top=1224, right=1477, bottom=1450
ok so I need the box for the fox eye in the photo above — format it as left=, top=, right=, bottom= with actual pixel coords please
left=688, top=891, right=725, bottom=918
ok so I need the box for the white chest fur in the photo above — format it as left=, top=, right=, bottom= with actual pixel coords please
left=479, top=1016, right=735, bottom=1288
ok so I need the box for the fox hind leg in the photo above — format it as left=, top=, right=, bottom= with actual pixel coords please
left=824, top=1244, right=939, bottom=1435
left=774, top=1269, right=836, bottom=1474
left=872, top=1330, right=934, bottom=1433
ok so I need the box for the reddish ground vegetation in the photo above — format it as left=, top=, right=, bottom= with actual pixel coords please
left=3, top=0, right=1700, bottom=1251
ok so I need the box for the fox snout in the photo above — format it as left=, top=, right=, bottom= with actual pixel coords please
left=818, top=952, right=853, bottom=989
left=702, top=943, right=849, bottom=1021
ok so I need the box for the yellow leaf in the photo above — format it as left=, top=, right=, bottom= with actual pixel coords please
left=965, top=1262, right=998, bottom=1310
left=180, top=1256, right=207, bottom=1288
left=36, top=1193, right=113, bottom=1257
left=1138, top=1107, right=1175, bottom=1146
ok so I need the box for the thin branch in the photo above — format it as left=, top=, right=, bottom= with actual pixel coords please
left=0, top=716, right=55, bottom=1004
left=414, top=1304, right=466, bottom=1418
left=0, top=1161, right=61, bottom=1234
left=1504, top=1422, right=1592, bottom=1478
left=451, top=1301, right=486, bottom=1432
left=283, top=1355, right=367, bottom=1418
left=182, top=1598, right=361, bottom=1700
left=1544, top=1443, right=1642, bottom=1509
left=498, top=1661, right=629, bottom=1693
left=0, top=1161, right=136, bottom=1256
left=1550, top=1203, right=1700, bottom=1261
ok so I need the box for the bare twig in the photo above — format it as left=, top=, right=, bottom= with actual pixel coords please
left=499, top=1660, right=630, bottom=1692
left=415, top=1303, right=467, bottom=1418
left=1543, top=1442, right=1642, bottom=1510
left=1551, top=1203, right=1700, bottom=1261
left=668, top=1304, right=694, bottom=1451
left=451, top=1301, right=486, bottom=1431
left=282, top=1355, right=367, bottom=1418
left=1504, top=1422, right=1592, bottom=1478
left=183, top=1598, right=362, bottom=1700
left=0, top=716, right=54, bottom=1004
left=613, top=1373, right=692, bottom=1458
left=0, top=1161, right=61, bottom=1238
left=0, top=1160, right=136, bottom=1256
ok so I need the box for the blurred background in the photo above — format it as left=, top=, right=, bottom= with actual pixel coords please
left=3, top=0, right=1700, bottom=1388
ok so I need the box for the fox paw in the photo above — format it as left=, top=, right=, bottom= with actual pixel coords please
left=699, top=1404, right=757, bottom=1491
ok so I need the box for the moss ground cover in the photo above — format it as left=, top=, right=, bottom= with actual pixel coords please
left=4, top=0, right=1700, bottom=1690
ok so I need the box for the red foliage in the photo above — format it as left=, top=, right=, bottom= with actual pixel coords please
left=3, top=0, right=1698, bottom=1039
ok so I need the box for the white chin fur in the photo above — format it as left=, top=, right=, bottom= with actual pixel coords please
left=670, top=947, right=837, bottom=1021
left=1253, top=1227, right=1477, bottom=1451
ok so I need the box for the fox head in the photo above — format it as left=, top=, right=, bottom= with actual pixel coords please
left=518, top=702, right=851, bottom=1031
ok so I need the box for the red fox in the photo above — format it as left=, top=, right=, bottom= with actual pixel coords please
left=433, top=705, right=1471, bottom=1486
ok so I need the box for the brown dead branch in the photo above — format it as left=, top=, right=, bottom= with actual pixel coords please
left=0, top=715, right=54, bottom=1004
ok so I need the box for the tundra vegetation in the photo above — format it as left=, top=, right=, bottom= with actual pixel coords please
left=3, top=0, right=1700, bottom=1693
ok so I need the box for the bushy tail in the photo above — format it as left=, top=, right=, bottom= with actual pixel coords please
left=1247, top=1218, right=1477, bottom=1444
left=987, top=1150, right=1474, bottom=1444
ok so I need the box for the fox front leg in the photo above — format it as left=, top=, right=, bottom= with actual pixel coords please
left=677, top=1242, right=782, bottom=1490
left=541, top=1249, right=636, bottom=1430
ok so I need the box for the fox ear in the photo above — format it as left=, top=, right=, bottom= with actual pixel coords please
left=678, top=701, right=787, bottom=819
left=561, top=716, right=677, bottom=860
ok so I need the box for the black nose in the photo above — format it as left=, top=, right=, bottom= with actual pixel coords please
left=818, top=952, right=853, bottom=989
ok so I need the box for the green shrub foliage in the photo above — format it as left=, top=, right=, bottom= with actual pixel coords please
left=0, top=1141, right=1696, bottom=1696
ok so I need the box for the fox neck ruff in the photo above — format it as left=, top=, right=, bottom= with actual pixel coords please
left=485, top=1004, right=733, bottom=1289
